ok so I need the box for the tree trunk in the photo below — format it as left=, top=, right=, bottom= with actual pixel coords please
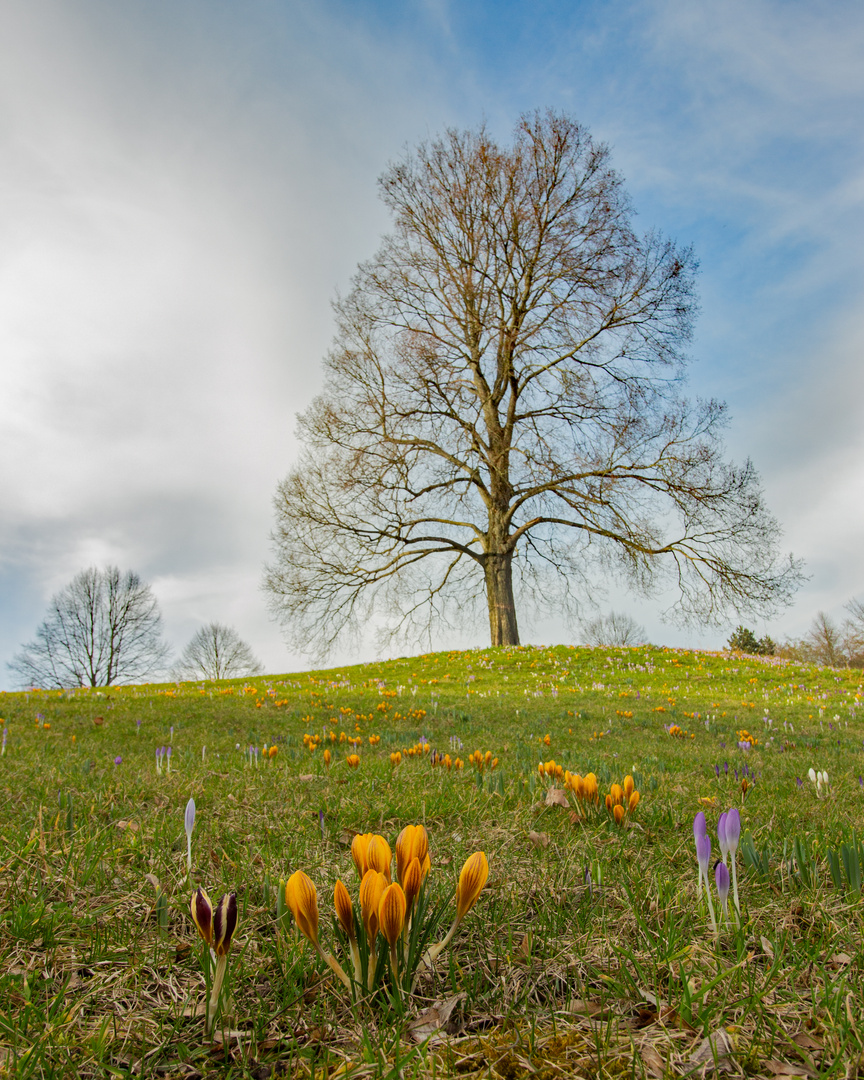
left=484, top=552, right=520, bottom=646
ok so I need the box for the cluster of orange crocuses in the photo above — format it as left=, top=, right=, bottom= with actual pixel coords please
left=285, top=826, right=488, bottom=997
left=563, top=771, right=640, bottom=822
left=468, top=750, right=499, bottom=772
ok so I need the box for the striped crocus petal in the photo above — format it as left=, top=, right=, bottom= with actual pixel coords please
left=190, top=887, right=214, bottom=946
left=213, top=893, right=238, bottom=957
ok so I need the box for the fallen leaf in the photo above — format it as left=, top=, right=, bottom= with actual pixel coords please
left=252, top=853, right=265, bottom=868
left=687, top=1026, right=737, bottom=1073
left=144, top=873, right=160, bottom=890
left=828, top=952, right=852, bottom=967
left=528, top=830, right=550, bottom=848
left=545, top=787, right=570, bottom=808
left=297, top=774, right=315, bottom=782
left=638, top=1043, right=666, bottom=1079
left=409, top=993, right=466, bottom=1045
left=760, top=936, right=775, bottom=960
left=568, top=811, right=585, bottom=826
left=764, top=1061, right=814, bottom=1078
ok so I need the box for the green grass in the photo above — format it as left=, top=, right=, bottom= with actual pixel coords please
left=1, top=643, right=863, bottom=1078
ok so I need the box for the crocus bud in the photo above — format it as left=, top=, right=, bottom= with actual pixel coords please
left=213, top=893, right=238, bottom=956
left=610, top=783, right=624, bottom=806
left=696, top=833, right=711, bottom=878
left=395, top=824, right=429, bottom=883
left=185, top=797, right=196, bottom=837
left=323, top=748, right=331, bottom=767
left=605, top=793, right=613, bottom=812
left=628, top=790, right=640, bottom=812
left=613, top=804, right=625, bottom=824
left=455, top=852, right=489, bottom=923
left=717, top=812, right=729, bottom=862
left=359, top=869, right=387, bottom=941
left=286, top=870, right=320, bottom=946
left=378, top=882, right=407, bottom=948
left=334, top=879, right=355, bottom=940
left=715, top=861, right=730, bottom=918
left=693, top=811, right=707, bottom=839
left=402, top=856, right=423, bottom=914
left=190, top=887, right=213, bottom=946
left=623, top=775, right=634, bottom=799
left=366, top=835, right=392, bottom=882
left=808, top=767, right=817, bottom=784
left=351, top=832, right=374, bottom=878
left=724, top=808, right=740, bottom=853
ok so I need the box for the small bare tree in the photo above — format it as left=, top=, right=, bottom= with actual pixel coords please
left=843, top=598, right=864, bottom=667
left=173, top=623, right=263, bottom=682
left=581, top=611, right=647, bottom=647
left=265, top=111, right=803, bottom=656
left=8, top=566, right=170, bottom=688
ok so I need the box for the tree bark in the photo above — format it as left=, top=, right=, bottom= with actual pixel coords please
left=484, top=552, right=519, bottom=646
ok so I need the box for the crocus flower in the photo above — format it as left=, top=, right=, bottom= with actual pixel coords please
left=366, top=835, right=392, bottom=882
left=725, top=807, right=741, bottom=916
left=287, top=870, right=351, bottom=989
left=334, top=878, right=360, bottom=977
left=114, top=756, right=122, bottom=766
left=693, top=813, right=707, bottom=896
left=286, top=870, right=320, bottom=947
left=185, top=797, right=196, bottom=877
left=166, top=746, right=172, bottom=774
left=351, top=832, right=374, bottom=878
left=190, top=888, right=238, bottom=1032
left=395, top=824, right=429, bottom=884
left=696, top=833, right=717, bottom=936
left=715, top=862, right=730, bottom=924
left=425, top=852, right=489, bottom=967
left=717, top=812, right=729, bottom=863
left=378, top=882, right=407, bottom=983
left=455, top=852, right=489, bottom=923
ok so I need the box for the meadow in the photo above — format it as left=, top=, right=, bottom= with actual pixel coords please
left=1, top=643, right=863, bottom=1079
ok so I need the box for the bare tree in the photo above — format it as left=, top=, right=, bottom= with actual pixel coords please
left=265, top=112, right=803, bottom=656
left=843, top=598, right=864, bottom=667
left=173, top=623, right=263, bottom=681
left=8, top=566, right=170, bottom=688
left=581, top=612, right=647, bottom=647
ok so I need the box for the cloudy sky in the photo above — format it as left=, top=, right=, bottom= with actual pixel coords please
left=1, top=0, right=863, bottom=687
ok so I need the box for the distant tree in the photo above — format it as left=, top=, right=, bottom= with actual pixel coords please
left=842, top=598, right=864, bottom=668
left=264, top=111, right=803, bottom=659
left=806, top=611, right=847, bottom=668
left=581, top=611, right=647, bottom=647
left=727, top=626, right=775, bottom=656
left=173, top=623, right=263, bottom=681
left=8, top=566, right=170, bottom=688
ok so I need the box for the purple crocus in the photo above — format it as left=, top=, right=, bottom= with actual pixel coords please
left=166, top=746, right=172, bottom=774
left=114, top=755, right=122, bottom=766
left=695, top=832, right=717, bottom=934
left=717, top=812, right=729, bottom=863
left=185, top=797, right=196, bottom=876
left=715, top=861, right=731, bottom=923
left=725, top=808, right=741, bottom=915
left=693, top=813, right=707, bottom=898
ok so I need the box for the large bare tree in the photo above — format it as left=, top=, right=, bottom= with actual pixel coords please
left=173, top=622, right=263, bottom=682
left=9, top=566, right=170, bottom=688
left=265, top=112, right=802, bottom=654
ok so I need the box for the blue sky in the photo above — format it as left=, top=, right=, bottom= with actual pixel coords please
left=1, top=0, right=863, bottom=686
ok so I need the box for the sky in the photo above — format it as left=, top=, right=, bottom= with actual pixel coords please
left=1, top=0, right=863, bottom=687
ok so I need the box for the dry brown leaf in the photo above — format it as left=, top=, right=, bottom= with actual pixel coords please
left=760, top=935, right=774, bottom=959
left=144, top=873, right=160, bottom=890
left=297, top=774, right=315, bottom=782
left=828, top=952, right=852, bottom=967
left=545, top=787, right=570, bottom=808
left=528, top=830, right=550, bottom=849
left=638, top=1043, right=666, bottom=1079
left=687, top=1026, right=737, bottom=1073
left=791, top=1032, right=823, bottom=1052
left=764, top=1061, right=814, bottom=1078
left=409, top=992, right=466, bottom=1045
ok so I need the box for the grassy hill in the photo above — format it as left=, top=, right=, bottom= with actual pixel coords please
left=1, top=644, right=862, bottom=1077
